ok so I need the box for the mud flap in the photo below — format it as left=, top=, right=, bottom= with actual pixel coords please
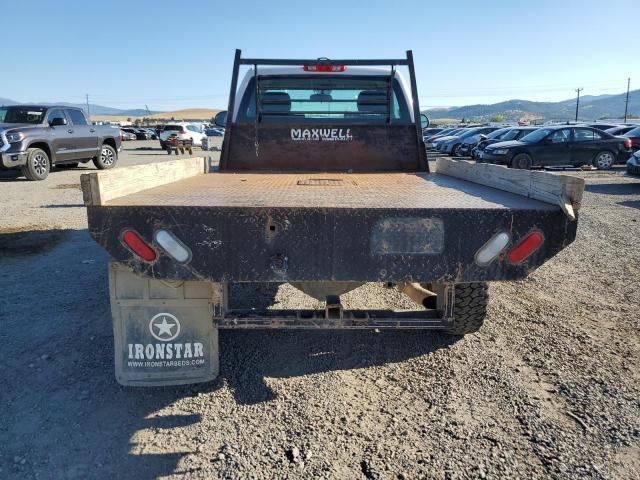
left=109, top=262, right=224, bottom=386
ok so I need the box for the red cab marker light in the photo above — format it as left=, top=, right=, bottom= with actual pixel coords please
left=122, top=229, right=157, bottom=262
left=303, top=64, right=346, bottom=72
left=507, top=231, right=544, bottom=264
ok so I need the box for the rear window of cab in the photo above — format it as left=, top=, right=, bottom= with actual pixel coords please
left=236, top=76, right=411, bottom=124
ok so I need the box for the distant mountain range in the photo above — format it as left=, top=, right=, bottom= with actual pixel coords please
left=3, top=89, right=639, bottom=122
left=423, top=89, right=640, bottom=123
left=0, top=97, right=158, bottom=117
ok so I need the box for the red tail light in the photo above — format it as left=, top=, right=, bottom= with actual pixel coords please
left=179, top=129, right=186, bottom=134
left=122, top=229, right=157, bottom=262
left=303, top=64, right=346, bottom=72
left=624, top=138, right=632, bottom=149
left=507, top=231, right=544, bottom=264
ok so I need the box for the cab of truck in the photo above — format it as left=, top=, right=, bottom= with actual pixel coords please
left=215, top=54, right=428, bottom=172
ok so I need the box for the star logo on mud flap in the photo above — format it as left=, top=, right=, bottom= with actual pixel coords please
left=149, top=313, right=181, bottom=342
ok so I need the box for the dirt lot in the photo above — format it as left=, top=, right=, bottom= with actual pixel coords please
left=1, top=143, right=639, bottom=479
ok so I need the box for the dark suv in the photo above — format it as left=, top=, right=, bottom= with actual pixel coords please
left=483, top=125, right=632, bottom=169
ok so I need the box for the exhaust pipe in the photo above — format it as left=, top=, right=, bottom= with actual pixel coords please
left=396, top=282, right=438, bottom=309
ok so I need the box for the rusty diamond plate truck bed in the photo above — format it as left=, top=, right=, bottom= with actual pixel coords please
left=81, top=157, right=584, bottom=284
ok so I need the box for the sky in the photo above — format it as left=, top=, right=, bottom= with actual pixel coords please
left=4, top=0, right=640, bottom=112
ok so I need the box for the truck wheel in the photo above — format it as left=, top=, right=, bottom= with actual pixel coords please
left=93, top=144, right=117, bottom=170
left=21, top=148, right=50, bottom=181
left=511, top=153, right=532, bottom=169
left=425, top=282, right=489, bottom=335
left=593, top=150, right=614, bottom=170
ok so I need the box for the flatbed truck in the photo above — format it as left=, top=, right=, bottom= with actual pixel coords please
left=81, top=51, right=584, bottom=386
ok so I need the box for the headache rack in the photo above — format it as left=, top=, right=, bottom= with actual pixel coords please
left=221, top=49, right=428, bottom=172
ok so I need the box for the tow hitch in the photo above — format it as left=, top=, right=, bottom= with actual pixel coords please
left=325, top=295, right=343, bottom=321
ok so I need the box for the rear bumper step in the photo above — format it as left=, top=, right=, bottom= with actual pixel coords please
left=216, top=308, right=449, bottom=329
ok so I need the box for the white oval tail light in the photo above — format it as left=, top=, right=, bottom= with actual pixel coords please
left=154, top=230, right=192, bottom=263
left=475, top=232, right=510, bottom=267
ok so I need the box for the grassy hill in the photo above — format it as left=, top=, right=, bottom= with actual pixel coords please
left=424, top=90, right=640, bottom=123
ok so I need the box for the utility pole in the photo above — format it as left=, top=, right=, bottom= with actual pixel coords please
left=574, top=88, right=583, bottom=122
left=144, top=104, right=152, bottom=126
left=85, top=94, right=91, bottom=120
left=624, top=78, right=630, bottom=122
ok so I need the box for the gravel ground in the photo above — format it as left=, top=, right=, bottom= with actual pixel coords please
left=0, top=145, right=639, bottom=479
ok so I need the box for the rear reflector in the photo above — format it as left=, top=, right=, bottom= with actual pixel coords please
left=475, top=232, right=510, bottom=266
left=154, top=230, right=191, bottom=263
left=507, top=231, right=544, bottom=264
left=303, top=64, right=346, bottom=72
left=122, top=230, right=157, bottom=262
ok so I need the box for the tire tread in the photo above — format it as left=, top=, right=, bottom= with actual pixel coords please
left=445, top=282, right=489, bottom=335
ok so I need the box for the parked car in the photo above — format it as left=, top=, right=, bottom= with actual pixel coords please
left=159, top=123, right=207, bottom=148
left=120, top=129, right=136, bottom=141
left=440, top=127, right=500, bottom=156
left=604, top=125, right=636, bottom=136
left=204, top=127, right=225, bottom=137
left=139, top=128, right=158, bottom=140
left=422, top=127, right=443, bottom=137
left=456, top=127, right=512, bottom=158
left=424, top=128, right=458, bottom=147
left=587, top=123, right=619, bottom=131
left=121, top=127, right=149, bottom=140
left=473, top=127, right=539, bottom=160
left=0, top=104, right=121, bottom=180
left=622, top=126, right=640, bottom=151
left=431, top=129, right=468, bottom=150
left=626, top=149, right=640, bottom=176
left=483, top=126, right=632, bottom=169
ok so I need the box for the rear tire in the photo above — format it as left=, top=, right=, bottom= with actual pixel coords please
left=593, top=150, right=615, bottom=170
left=425, top=282, right=488, bottom=335
left=511, top=153, right=532, bottom=169
left=447, top=282, right=488, bottom=335
left=451, top=143, right=461, bottom=156
left=21, top=148, right=50, bottom=181
left=93, top=144, right=117, bottom=170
